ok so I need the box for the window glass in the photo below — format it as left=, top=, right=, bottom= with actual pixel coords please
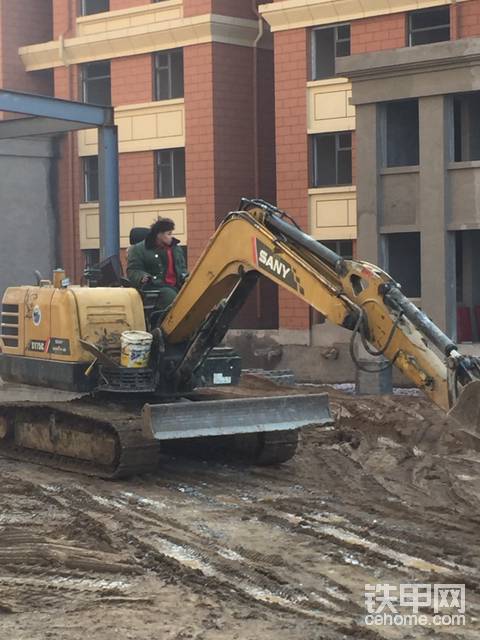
left=81, top=0, right=109, bottom=16
left=385, top=100, right=419, bottom=167
left=453, top=92, right=480, bottom=162
left=83, top=156, right=99, bottom=202
left=82, top=61, right=111, bottom=105
left=311, top=132, right=352, bottom=187
left=387, top=233, right=421, bottom=297
left=156, top=148, right=185, bottom=198
left=408, top=6, right=450, bottom=46
left=311, top=25, right=350, bottom=80
left=154, top=49, right=184, bottom=100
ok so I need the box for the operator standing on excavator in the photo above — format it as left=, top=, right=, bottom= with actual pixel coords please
left=127, top=217, right=187, bottom=313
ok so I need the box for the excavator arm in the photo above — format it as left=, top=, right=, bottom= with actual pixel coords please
left=162, top=198, right=480, bottom=415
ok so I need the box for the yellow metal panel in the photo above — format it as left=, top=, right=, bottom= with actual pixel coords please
left=120, top=212, right=135, bottom=240
left=50, top=289, right=84, bottom=362
left=76, top=0, right=183, bottom=38
left=20, top=13, right=264, bottom=71
left=315, top=90, right=347, bottom=120
left=118, top=117, right=133, bottom=142
left=259, top=0, right=455, bottom=32
left=348, top=199, right=357, bottom=227
left=307, top=79, right=356, bottom=134
left=85, top=212, right=99, bottom=240
left=23, top=287, right=55, bottom=360
left=309, top=186, right=357, bottom=240
left=316, top=199, right=349, bottom=227
left=132, top=114, right=157, bottom=141
left=78, top=101, right=185, bottom=156
left=71, top=287, right=145, bottom=356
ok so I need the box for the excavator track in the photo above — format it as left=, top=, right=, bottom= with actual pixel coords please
left=0, top=401, right=160, bottom=479
left=0, top=390, right=308, bottom=478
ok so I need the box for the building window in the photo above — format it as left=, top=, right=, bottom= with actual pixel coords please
left=83, top=156, right=99, bottom=202
left=408, top=6, right=450, bottom=46
left=80, top=0, right=109, bottom=16
left=322, top=239, right=353, bottom=259
left=156, top=149, right=186, bottom=198
left=385, top=100, right=419, bottom=167
left=310, top=132, right=352, bottom=187
left=154, top=49, right=184, bottom=100
left=81, top=61, right=111, bottom=105
left=311, top=24, right=350, bottom=80
left=386, top=233, right=421, bottom=297
left=453, top=92, right=480, bottom=162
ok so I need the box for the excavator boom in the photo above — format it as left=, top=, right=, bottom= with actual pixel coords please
left=161, top=198, right=480, bottom=417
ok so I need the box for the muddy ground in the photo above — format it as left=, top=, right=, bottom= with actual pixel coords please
left=1, top=376, right=480, bottom=639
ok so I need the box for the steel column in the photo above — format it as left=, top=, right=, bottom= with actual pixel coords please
left=98, top=125, right=120, bottom=261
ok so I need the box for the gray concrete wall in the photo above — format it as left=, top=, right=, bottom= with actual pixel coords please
left=337, top=39, right=480, bottom=337
left=449, top=165, right=480, bottom=226
left=381, top=170, right=419, bottom=228
left=0, top=139, right=57, bottom=298
left=225, top=326, right=409, bottom=384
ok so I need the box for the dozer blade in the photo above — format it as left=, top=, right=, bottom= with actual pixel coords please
left=142, top=393, right=331, bottom=441
left=448, top=380, right=480, bottom=446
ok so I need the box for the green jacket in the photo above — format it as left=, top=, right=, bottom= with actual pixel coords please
left=127, top=238, right=187, bottom=289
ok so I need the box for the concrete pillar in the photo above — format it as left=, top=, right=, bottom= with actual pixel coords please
left=355, top=103, right=384, bottom=265
left=418, top=96, right=456, bottom=337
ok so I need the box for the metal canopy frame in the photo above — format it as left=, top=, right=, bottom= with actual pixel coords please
left=0, top=89, right=120, bottom=261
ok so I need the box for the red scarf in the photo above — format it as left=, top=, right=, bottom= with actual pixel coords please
left=164, top=245, right=176, bottom=286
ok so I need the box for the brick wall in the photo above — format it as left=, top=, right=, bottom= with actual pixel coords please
left=0, top=0, right=53, bottom=97
left=111, top=55, right=152, bottom=106
left=351, top=14, right=406, bottom=54
left=257, top=48, right=276, bottom=203
left=111, top=0, right=151, bottom=10
left=119, top=152, right=155, bottom=201
left=53, top=65, right=84, bottom=280
left=184, top=43, right=216, bottom=265
left=212, top=43, right=255, bottom=221
left=184, top=0, right=212, bottom=17
left=211, top=1, right=257, bottom=20
left=274, top=28, right=310, bottom=330
left=53, top=0, right=75, bottom=39
left=349, top=2, right=480, bottom=53
left=184, top=41, right=277, bottom=327
left=212, top=42, right=277, bottom=328
left=458, top=0, right=480, bottom=37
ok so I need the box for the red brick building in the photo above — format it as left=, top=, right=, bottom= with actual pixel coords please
left=7, top=0, right=480, bottom=353
left=260, top=0, right=480, bottom=347
left=18, top=0, right=277, bottom=328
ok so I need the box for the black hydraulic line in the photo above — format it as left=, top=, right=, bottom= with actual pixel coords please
left=264, top=214, right=347, bottom=276
left=239, top=198, right=347, bottom=276
left=173, top=271, right=259, bottom=386
left=381, top=284, right=457, bottom=357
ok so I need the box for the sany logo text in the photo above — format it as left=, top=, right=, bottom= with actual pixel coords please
left=258, top=249, right=291, bottom=280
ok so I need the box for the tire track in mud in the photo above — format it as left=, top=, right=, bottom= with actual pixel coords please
left=31, top=459, right=480, bottom=638
left=1, top=386, right=480, bottom=638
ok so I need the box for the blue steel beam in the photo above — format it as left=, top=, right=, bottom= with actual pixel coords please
left=98, top=125, right=120, bottom=261
left=0, top=89, right=113, bottom=126
left=0, top=116, right=88, bottom=139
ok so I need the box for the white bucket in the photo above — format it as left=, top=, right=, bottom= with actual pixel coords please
left=120, top=330, right=152, bottom=368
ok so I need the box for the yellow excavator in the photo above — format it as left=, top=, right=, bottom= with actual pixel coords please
left=0, top=198, right=479, bottom=478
